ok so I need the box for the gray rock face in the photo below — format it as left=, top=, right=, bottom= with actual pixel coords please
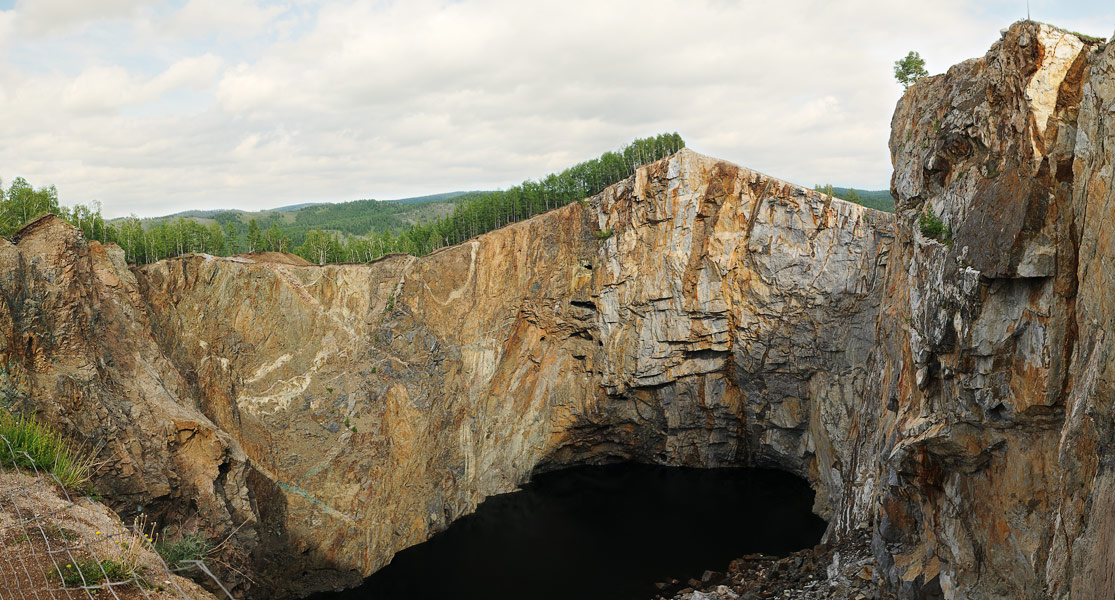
left=839, top=20, right=1115, bottom=600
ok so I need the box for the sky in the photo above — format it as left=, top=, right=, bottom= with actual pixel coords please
left=0, top=1, right=1112, bottom=218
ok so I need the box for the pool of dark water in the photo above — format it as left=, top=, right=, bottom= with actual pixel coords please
left=317, top=464, right=826, bottom=600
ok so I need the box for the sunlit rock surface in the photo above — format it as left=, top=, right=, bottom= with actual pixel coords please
left=0, top=150, right=892, bottom=597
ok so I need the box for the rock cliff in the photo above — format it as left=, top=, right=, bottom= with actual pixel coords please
left=846, top=21, right=1115, bottom=600
left=0, top=217, right=261, bottom=589
left=1, top=150, right=892, bottom=596
left=3, top=20, right=1115, bottom=600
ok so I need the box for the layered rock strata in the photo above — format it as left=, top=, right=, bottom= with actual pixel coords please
left=0, top=150, right=892, bottom=597
left=845, top=21, right=1115, bottom=600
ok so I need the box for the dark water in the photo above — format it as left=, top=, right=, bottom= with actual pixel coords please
left=318, top=464, right=826, bottom=600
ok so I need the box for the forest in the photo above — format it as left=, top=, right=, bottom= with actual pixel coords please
left=0, top=133, right=685, bottom=265
left=812, top=184, right=895, bottom=212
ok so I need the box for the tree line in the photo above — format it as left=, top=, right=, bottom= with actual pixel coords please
left=0, top=133, right=685, bottom=265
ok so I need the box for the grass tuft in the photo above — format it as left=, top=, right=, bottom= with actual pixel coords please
left=57, top=558, right=135, bottom=587
left=156, top=533, right=213, bottom=568
left=0, top=410, right=94, bottom=492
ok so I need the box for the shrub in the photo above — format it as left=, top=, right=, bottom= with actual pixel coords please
left=918, top=205, right=950, bottom=242
left=594, top=228, right=614, bottom=240
left=894, top=51, right=928, bottom=89
left=156, top=533, right=212, bottom=568
left=0, top=410, right=94, bottom=492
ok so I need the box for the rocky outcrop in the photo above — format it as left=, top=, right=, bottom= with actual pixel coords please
left=6, top=21, right=1115, bottom=600
left=0, top=468, right=218, bottom=599
left=0, top=217, right=260, bottom=590
left=842, top=21, right=1115, bottom=600
left=0, top=151, right=892, bottom=596
left=136, top=150, right=891, bottom=595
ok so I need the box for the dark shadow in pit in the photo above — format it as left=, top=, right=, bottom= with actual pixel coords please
left=312, top=464, right=826, bottom=600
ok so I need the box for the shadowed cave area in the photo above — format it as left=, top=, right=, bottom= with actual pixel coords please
left=313, top=464, right=826, bottom=600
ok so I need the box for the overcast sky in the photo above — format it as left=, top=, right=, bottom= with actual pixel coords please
left=0, top=0, right=1112, bottom=218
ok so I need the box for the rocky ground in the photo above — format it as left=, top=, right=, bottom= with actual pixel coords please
left=0, top=470, right=216, bottom=599
left=656, top=531, right=881, bottom=600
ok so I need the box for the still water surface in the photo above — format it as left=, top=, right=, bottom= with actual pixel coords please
left=317, top=464, right=826, bottom=600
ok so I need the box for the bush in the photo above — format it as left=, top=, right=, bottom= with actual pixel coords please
left=594, top=228, right=614, bottom=240
left=156, top=533, right=212, bottom=568
left=918, top=205, right=950, bottom=242
left=0, top=410, right=94, bottom=492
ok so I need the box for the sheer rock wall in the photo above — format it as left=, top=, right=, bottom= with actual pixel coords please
left=847, top=21, right=1115, bottom=600
left=0, top=150, right=892, bottom=597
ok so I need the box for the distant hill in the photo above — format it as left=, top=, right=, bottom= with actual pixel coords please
left=830, top=187, right=894, bottom=213
left=386, top=191, right=482, bottom=205
left=117, top=191, right=482, bottom=247
left=271, top=202, right=326, bottom=212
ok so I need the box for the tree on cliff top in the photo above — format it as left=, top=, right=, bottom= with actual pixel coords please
left=894, top=51, right=928, bottom=90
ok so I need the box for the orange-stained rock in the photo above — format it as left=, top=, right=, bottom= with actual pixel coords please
left=1, top=151, right=893, bottom=597
left=0, top=215, right=259, bottom=592
left=848, top=20, right=1115, bottom=600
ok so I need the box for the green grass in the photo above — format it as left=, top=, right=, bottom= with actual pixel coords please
left=57, top=558, right=145, bottom=588
left=0, top=410, right=94, bottom=492
left=155, top=533, right=212, bottom=568
left=1068, top=30, right=1106, bottom=44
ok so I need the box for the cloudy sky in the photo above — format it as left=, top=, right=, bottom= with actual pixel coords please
left=0, top=0, right=1112, bottom=218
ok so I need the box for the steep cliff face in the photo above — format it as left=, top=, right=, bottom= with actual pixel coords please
left=0, top=151, right=892, bottom=596
left=1062, top=32, right=1115, bottom=599
left=133, top=150, right=891, bottom=595
left=845, top=21, right=1115, bottom=600
left=0, top=218, right=260, bottom=588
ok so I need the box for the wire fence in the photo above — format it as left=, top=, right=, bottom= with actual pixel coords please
left=0, top=433, right=235, bottom=600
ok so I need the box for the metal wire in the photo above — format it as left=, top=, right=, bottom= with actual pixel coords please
left=0, top=433, right=235, bottom=599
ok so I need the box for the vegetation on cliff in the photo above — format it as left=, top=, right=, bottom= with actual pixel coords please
left=0, top=409, right=93, bottom=492
left=0, top=133, right=684, bottom=265
left=894, top=50, right=928, bottom=89
left=917, top=204, right=950, bottom=243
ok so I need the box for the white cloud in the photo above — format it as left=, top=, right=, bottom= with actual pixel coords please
left=13, top=0, right=155, bottom=34
left=151, top=53, right=224, bottom=92
left=169, top=0, right=285, bottom=36
left=0, top=0, right=1111, bottom=218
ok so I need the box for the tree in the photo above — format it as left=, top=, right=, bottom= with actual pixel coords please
left=246, top=219, right=262, bottom=252
left=894, top=51, right=928, bottom=90
left=263, top=222, right=290, bottom=252
left=298, top=229, right=332, bottom=265
left=0, top=177, right=61, bottom=237
left=224, top=221, right=240, bottom=254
